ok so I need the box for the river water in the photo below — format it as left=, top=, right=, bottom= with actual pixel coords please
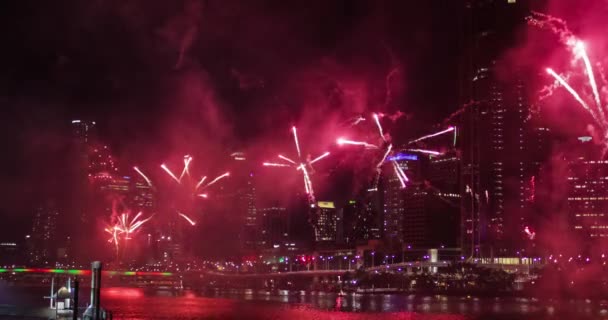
left=1, top=285, right=607, bottom=320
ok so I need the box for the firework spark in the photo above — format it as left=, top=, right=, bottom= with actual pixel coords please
left=406, top=149, right=442, bottom=156
left=408, top=127, right=455, bottom=144
left=546, top=68, right=599, bottom=124
left=178, top=212, right=197, bottom=226
left=133, top=166, right=153, bottom=187
left=336, top=138, right=379, bottom=149
left=532, top=12, right=608, bottom=149
left=309, top=152, right=330, bottom=165
left=194, top=176, right=207, bottom=190
left=263, top=162, right=291, bottom=167
left=278, top=154, right=297, bottom=165
left=161, top=163, right=181, bottom=184
left=524, top=226, right=536, bottom=240
left=263, top=127, right=329, bottom=202
left=203, top=172, right=230, bottom=189
left=292, top=126, right=302, bottom=158
left=179, top=155, right=193, bottom=181
left=392, top=161, right=407, bottom=188
left=576, top=42, right=602, bottom=113
left=105, top=208, right=153, bottom=253
left=373, top=113, right=387, bottom=142
left=337, top=113, right=408, bottom=189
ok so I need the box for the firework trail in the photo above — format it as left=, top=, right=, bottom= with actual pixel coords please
left=278, top=154, right=297, bottom=165
left=263, top=127, right=329, bottom=202
left=202, top=172, right=230, bottom=189
left=531, top=12, right=608, bottom=150
left=161, top=163, right=181, bottom=183
left=194, top=176, right=207, bottom=190
left=352, top=115, right=366, bottom=126
left=178, top=212, right=197, bottom=226
left=406, top=149, right=442, bottom=156
left=373, top=113, right=387, bottom=142
left=133, top=166, right=153, bottom=187
left=377, top=143, right=393, bottom=168
left=292, top=127, right=302, bottom=158
left=408, top=127, right=455, bottom=144
left=309, top=152, right=330, bottom=165
left=546, top=68, right=601, bottom=126
left=179, top=155, right=193, bottom=181
left=336, top=138, right=379, bottom=149
left=392, top=161, right=407, bottom=188
left=263, top=162, right=291, bottom=167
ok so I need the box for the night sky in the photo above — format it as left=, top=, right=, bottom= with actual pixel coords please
left=0, top=0, right=603, bottom=242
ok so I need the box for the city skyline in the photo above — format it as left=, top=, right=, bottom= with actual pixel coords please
left=1, top=0, right=608, bottom=267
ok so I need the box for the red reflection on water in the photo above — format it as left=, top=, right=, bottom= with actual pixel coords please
left=102, top=287, right=144, bottom=299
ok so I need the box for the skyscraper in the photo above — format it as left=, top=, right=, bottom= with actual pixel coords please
left=314, top=201, right=337, bottom=244
left=240, top=172, right=259, bottom=251
left=567, top=157, right=608, bottom=243
left=457, top=0, right=539, bottom=257
left=260, top=206, right=289, bottom=249
left=28, top=202, right=60, bottom=265
left=382, top=152, right=421, bottom=248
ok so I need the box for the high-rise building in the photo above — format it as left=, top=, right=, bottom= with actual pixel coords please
left=68, top=119, right=97, bottom=261
left=0, top=242, right=21, bottom=265
left=427, top=153, right=461, bottom=248
left=71, top=119, right=96, bottom=145
left=567, top=157, right=608, bottom=242
left=382, top=152, right=421, bottom=248
left=239, top=171, right=259, bottom=251
left=260, top=206, right=289, bottom=249
left=88, top=145, right=118, bottom=178
left=131, top=178, right=156, bottom=213
left=314, top=201, right=337, bottom=243
left=28, top=202, right=60, bottom=265
left=457, top=0, right=542, bottom=257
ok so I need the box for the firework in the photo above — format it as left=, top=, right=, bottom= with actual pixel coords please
left=179, top=155, right=193, bottom=181
left=133, top=156, right=229, bottom=231
left=263, top=126, right=329, bottom=202
left=278, top=154, right=297, bottom=165
left=336, top=138, right=379, bottom=149
left=392, top=161, right=407, bottom=188
left=408, top=127, right=455, bottom=144
left=373, top=113, right=387, bottom=142
left=161, top=156, right=230, bottom=226
left=406, top=148, right=442, bottom=156
left=161, top=163, right=181, bottom=184
left=203, top=172, right=230, bottom=189
left=292, top=126, right=302, bottom=158
left=263, top=162, right=291, bottom=167
left=133, top=166, right=153, bottom=187
left=524, top=226, right=536, bottom=240
left=309, top=152, right=330, bottom=165
left=337, top=113, right=406, bottom=189
left=178, top=212, right=197, bottom=226
left=194, top=176, right=207, bottom=190
left=105, top=207, right=153, bottom=254
left=531, top=13, right=608, bottom=149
